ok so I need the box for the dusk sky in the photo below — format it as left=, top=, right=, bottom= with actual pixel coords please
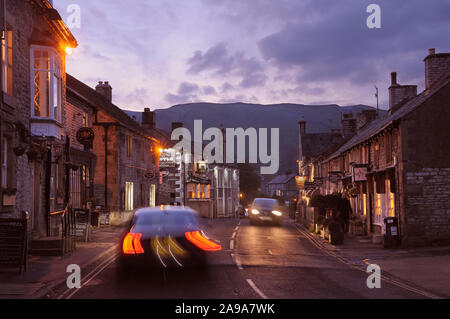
left=54, top=0, right=450, bottom=111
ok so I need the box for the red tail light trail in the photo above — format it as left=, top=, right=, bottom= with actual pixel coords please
left=185, top=231, right=222, bottom=251
left=122, top=232, right=145, bottom=254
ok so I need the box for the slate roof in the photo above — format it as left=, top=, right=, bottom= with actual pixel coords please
left=301, top=133, right=344, bottom=160
left=324, top=71, right=450, bottom=162
left=66, top=74, right=165, bottom=144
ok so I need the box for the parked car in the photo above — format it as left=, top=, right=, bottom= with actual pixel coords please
left=117, top=206, right=221, bottom=274
left=249, top=198, right=283, bottom=226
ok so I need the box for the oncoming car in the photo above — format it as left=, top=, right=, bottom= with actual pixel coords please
left=249, top=198, right=283, bottom=225
left=118, top=206, right=221, bottom=273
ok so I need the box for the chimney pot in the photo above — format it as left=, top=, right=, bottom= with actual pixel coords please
left=391, top=72, right=397, bottom=85
left=144, top=107, right=150, bottom=112
left=95, top=80, right=112, bottom=102
left=429, top=48, right=436, bottom=55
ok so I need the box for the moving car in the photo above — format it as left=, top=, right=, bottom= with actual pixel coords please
left=118, top=206, right=221, bottom=273
left=249, top=198, right=283, bottom=225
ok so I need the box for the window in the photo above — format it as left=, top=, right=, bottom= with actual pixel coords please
left=125, top=182, right=134, bottom=210
left=374, top=144, right=380, bottom=168
left=386, top=179, right=395, bottom=217
left=126, top=135, right=132, bottom=157
left=31, top=47, right=62, bottom=121
left=2, top=28, right=13, bottom=95
left=149, top=184, right=156, bottom=207
left=1, top=137, right=8, bottom=188
left=82, top=112, right=89, bottom=127
left=362, top=193, right=367, bottom=216
left=385, top=133, right=392, bottom=164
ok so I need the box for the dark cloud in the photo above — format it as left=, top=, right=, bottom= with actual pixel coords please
left=259, top=0, right=450, bottom=86
left=202, top=85, right=217, bottom=95
left=221, top=82, right=235, bottom=93
left=187, top=43, right=268, bottom=88
left=178, top=82, right=199, bottom=95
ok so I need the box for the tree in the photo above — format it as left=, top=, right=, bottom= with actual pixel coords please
left=237, top=163, right=261, bottom=206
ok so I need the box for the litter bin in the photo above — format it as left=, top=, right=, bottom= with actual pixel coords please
left=383, top=217, right=400, bottom=248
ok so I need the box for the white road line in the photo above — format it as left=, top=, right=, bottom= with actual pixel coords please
left=246, top=279, right=268, bottom=299
left=268, top=249, right=273, bottom=255
left=234, top=226, right=239, bottom=232
left=230, top=239, right=234, bottom=250
left=231, top=253, right=244, bottom=270
left=60, top=252, right=119, bottom=299
left=231, top=232, right=236, bottom=239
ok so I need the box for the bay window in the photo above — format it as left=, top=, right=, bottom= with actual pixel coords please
left=31, top=46, right=62, bottom=122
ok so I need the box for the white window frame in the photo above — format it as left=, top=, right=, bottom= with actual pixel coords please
left=30, top=45, right=62, bottom=122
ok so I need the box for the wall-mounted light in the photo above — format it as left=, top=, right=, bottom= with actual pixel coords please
left=65, top=46, right=73, bottom=56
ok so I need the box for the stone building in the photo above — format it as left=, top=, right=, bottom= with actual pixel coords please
left=66, top=75, right=163, bottom=221
left=300, top=49, right=450, bottom=247
left=0, top=0, right=77, bottom=239
left=266, top=173, right=297, bottom=201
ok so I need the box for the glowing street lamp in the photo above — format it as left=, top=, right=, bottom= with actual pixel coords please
left=65, top=46, right=73, bottom=56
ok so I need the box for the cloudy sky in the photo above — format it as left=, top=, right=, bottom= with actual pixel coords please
left=55, top=0, right=450, bottom=111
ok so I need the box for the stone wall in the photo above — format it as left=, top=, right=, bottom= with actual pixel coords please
left=404, top=169, right=450, bottom=246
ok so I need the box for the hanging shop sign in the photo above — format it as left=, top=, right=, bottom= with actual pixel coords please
left=295, top=175, right=306, bottom=189
left=76, top=127, right=95, bottom=148
left=352, top=165, right=368, bottom=182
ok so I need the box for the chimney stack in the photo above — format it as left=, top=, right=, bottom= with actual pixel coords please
left=142, top=108, right=155, bottom=131
left=424, top=48, right=450, bottom=90
left=341, top=112, right=357, bottom=138
left=388, top=72, right=417, bottom=113
left=298, top=116, right=306, bottom=136
left=95, top=81, right=112, bottom=102
left=356, top=109, right=377, bottom=132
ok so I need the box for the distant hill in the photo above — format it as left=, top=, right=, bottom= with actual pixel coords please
left=124, top=102, right=383, bottom=174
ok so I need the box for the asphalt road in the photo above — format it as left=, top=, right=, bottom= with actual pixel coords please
left=65, top=217, right=426, bottom=299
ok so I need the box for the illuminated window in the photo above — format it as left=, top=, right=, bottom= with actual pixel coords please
left=31, top=47, right=62, bottom=121
left=375, top=193, right=381, bottom=217
left=126, top=135, right=133, bottom=157
left=387, top=179, right=395, bottom=217
left=2, top=27, right=13, bottom=95
left=362, top=193, right=367, bottom=216
left=82, top=112, right=89, bottom=127
left=125, top=182, right=134, bottom=210
left=149, top=184, right=156, bottom=207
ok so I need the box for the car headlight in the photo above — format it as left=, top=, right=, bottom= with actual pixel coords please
left=251, top=209, right=260, bottom=215
left=272, top=210, right=282, bottom=216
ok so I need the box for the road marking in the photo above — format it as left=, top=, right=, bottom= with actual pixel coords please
left=234, top=226, right=239, bottom=232
left=268, top=249, right=273, bottom=255
left=246, top=279, right=268, bottom=299
left=231, top=253, right=244, bottom=270
left=230, top=239, right=234, bottom=250
left=294, top=223, right=442, bottom=299
left=59, top=252, right=119, bottom=299
left=231, top=231, right=236, bottom=239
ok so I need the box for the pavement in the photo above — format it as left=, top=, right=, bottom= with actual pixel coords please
left=0, top=225, right=125, bottom=299
left=1, top=217, right=449, bottom=299
left=297, top=223, right=450, bottom=298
